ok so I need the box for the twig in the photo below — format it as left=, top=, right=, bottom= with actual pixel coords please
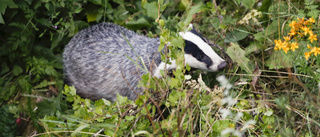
left=93, top=128, right=105, bottom=137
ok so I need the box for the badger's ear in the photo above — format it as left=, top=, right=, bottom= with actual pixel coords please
left=188, top=24, right=194, bottom=29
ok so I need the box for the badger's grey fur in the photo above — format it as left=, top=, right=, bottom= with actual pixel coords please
left=63, top=23, right=226, bottom=102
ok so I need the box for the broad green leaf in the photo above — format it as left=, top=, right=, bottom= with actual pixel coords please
left=69, top=86, right=77, bottom=96
left=0, top=0, right=18, bottom=13
left=116, top=94, right=128, bottom=104
left=241, top=0, right=255, bottom=9
left=33, top=80, right=56, bottom=89
left=0, top=14, right=4, bottom=24
left=94, top=106, right=103, bottom=115
left=88, top=0, right=102, bottom=5
left=71, top=124, right=89, bottom=136
left=143, top=1, right=158, bottom=19
left=126, top=18, right=151, bottom=30
left=224, top=29, right=248, bottom=43
left=212, top=120, right=233, bottom=133
left=170, top=37, right=184, bottom=49
left=226, top=43, right=252, bottom=74
left=125, top=115, right=134, bottom=121
left=245, top=41, right=266, bottom=55
left=184, top=3, right=206, bottom=25
left=13, top=65, right=23, bottom=76
left=168, top=90, right=179, bottom=105
left=169, top=78, right=179, bottom=88
left=1, top=63, right=9, bottom=74
left=253, top=32, right=266, bottom=41
left=101, top=98, right=111, bottom=106
left=86, top=12, right=98, bottom=22
left=265, top=51, right=292, bottom=69
left=84, top=99, right=91, bottom=107
left=178, top=0, right=190, bottom=11
left=258, top=0, right=272, bottom=12
left=307, top=10, right=319, bottom=19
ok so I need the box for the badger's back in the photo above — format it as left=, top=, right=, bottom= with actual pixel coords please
left=63, top=23, right=161, bottom=101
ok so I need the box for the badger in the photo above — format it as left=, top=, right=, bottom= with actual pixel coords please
left=63, top=23, right=226, bottom=102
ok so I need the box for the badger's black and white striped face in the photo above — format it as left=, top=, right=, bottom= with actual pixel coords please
left=153, top=24, right=226, bottom=78
left=179, top=24, right=226, bottom=72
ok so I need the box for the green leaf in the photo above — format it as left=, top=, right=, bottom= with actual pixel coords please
left=253, top=32, right=267, bottom=41
left=13, top=65, right=23, bottom=76
left=125, top=115, right=134, bottom=121
left=84, top=99, right=91, bottom=107
left=71, top=124, right=90, bottom=136
left=0, top=0, right=17, bottom=13
left=212, top=120, right=233, bottom=134
left=307, top=10, right=319, bottom=19
left=88, top=0, right=102, bottom=5
left=258, top=0, right=272, bottom=12
left=168, top=90, right=179, bottom=105
left=94, top=106, right=103, bottom=115
left=169, top=78, right=179, bottom=88
left=1, top=63, right=9, bottom=74
left=170, top=37, right=184, bottom=49
left=184, top=2, right=206, bottom=25
left=125, top=18, right=151, bottom=30
left=265, top=51, right=292, bottom=69
left=117, top=94, right=128, bottom=104
left=69, top=86, right=77, bottom=96
left=224, top=29, right=248, bottom=43
left=101, top=98, right=111, bottom=106
left=33, top=80, right=56, bottom=89
left=86, top=12, right=98, bottom=22
left=241, top=0, right=255, bottom=9
left=245, top=41, right=266, bottom=55
left=226, top=43, right=252, bottom=74
left=143, top=1, right=158, bottom=19
left=0, top=14, right=4, bottom=24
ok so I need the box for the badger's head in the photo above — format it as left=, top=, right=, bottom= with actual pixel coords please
left=180, top=24, right=226, bottom=72
left=153, top=24, right=226, bottom=78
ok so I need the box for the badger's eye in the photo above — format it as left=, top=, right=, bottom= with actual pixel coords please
left=196, top=54, right=204, bottom=60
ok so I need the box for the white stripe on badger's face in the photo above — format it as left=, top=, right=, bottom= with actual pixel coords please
left=179, top=30, right=225, bottom=72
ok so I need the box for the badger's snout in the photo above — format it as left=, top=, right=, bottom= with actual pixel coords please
left=218, top=61, right=227, bottom=70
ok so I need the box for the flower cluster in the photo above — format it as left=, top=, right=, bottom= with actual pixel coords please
left=274, top=17, right=319, bottom=60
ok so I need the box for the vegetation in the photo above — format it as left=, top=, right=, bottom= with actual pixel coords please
left=0, top=0, right=320, bottom=136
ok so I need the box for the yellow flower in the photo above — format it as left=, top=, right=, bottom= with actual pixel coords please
left=304, top=52, right=311, bottom=60
left=289, top=20, right=297, bottom=29
left=308, top=17, right=315, bottom=24
left=298, top=17, right=305, bottom=24
left=316, top=47, right=320, bottom=56
left=311, top=47, right=320, bottom=56
left=283, top=36, right=291, bottom=41
left=309, top=31, right=313, bottom=36
left=290, top=42, right=299, bottom=51
left=282, top=42, right=290, bottom=54
left=307, top=44, right=311, bottom=49
left=308, top=33, right=317, bottom=43
left=301, top=26, right=311, bottom=36
left=288, top=29, right=296, bottom=36
left=274, top=39, right=282, bottom=50
left=297, top=32, right=304, bottom=37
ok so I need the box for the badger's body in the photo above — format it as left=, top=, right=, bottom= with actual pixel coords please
left=63, top=23, right=226, bottom=101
